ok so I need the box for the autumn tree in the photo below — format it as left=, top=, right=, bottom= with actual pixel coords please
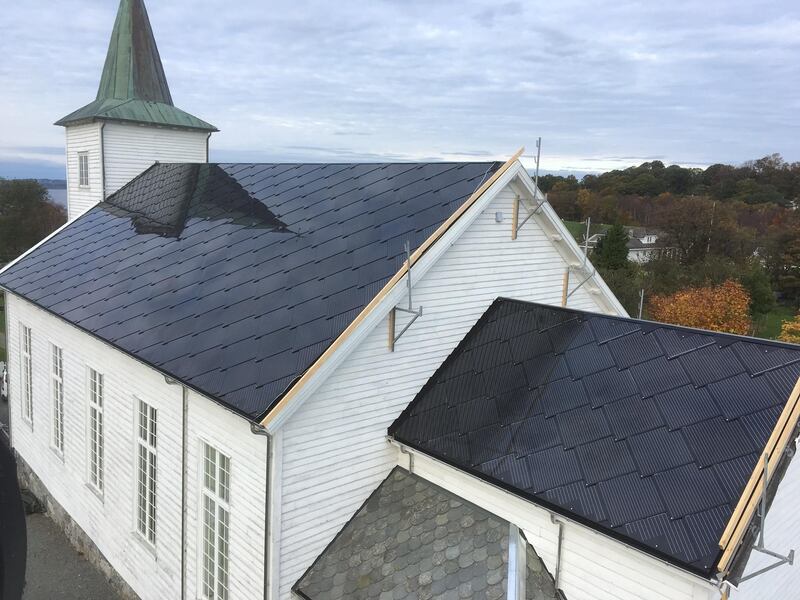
left=648, top=280, right=752, bottom=335
left=778, top=314, right=800, bottom=344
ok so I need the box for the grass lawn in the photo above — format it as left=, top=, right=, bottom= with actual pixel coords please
left=562, top=220, right=610, bottom=244
left=753, top=305, right=795, bottom=340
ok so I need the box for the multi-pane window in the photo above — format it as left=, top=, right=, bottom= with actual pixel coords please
left=136, top=400, right=157, bottom=545
left=20, top=325, right=33, bottom=425
left=88, top=368, right=104, bottom=492
left=51, top=345, right=64, bottom=454
left=201, top=443, right=231, bottom=600
left=78, top=152, right=89, bottom=187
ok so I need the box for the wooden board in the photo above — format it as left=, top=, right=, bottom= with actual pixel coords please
left=717, top=374, right=800, bottom=574
left=260, top=148, right=524, bottom=428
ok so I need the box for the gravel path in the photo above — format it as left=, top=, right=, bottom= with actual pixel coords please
left=1, top=399, right=123, bottom=600
left=22, top=513, right=122, bottom=600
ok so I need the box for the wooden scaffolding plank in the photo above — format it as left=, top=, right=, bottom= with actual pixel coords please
left=717, top=374, right=800, bottom=574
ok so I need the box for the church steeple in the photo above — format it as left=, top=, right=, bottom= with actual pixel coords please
left=57, top=0, right=216, bottom=221
left=96, top=0, right=173, bottom=105
left=55, top=0, right=215, bottom=131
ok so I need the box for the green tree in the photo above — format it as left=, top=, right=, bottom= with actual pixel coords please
left=739, top=261, right=775, bottom=315
left=0, top=179, right=66, bottom=263
left=593, top=224, right=630, bottom=270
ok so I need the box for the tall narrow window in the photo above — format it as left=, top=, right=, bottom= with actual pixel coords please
left=201, top=443, right=230, bottom=600
left=20, top=325, right=33, bottom=426
left=78, top=152, right=89, bottom=187
left=88, top=368, right=104, bottom=493
left=136, top=400, right=157, bottom=545
left=51, top=345, right=64, bottom=454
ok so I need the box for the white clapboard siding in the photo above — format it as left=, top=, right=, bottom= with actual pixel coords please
left=732, top=451, right=800, bottom=599
left=65, top=122, right=104, bottom=220
left=5, top=294, right=267, bottom=600
left=103, top=123, right=208, bottom=195
left=408, top=451, right=718, bottom=600
left=274, top=183, right=619, bottom=598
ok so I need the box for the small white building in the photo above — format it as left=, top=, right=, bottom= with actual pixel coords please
left=2, top=2, right=800, bottom=600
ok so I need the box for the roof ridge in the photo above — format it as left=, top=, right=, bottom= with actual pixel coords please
left=496, top=296, right=800, bottom=352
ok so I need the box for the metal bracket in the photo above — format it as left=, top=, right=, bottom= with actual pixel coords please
left=511, top=195, right=547, bottom=240
left=565, top=265, right=596, bottom=302
left=389, top=241, right=423, bottom=351
left=511, top=137, right=547, bottom=241
left=738, top=452, right=796, bottom=583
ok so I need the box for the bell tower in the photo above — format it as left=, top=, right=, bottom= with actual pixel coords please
left=56, top=0, right=217, bottom=220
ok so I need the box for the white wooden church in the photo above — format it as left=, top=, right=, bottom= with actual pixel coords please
left=3, top=2, right=800, bottom=600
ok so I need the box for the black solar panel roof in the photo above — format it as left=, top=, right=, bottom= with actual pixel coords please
left=389, top=298, right=800, bottom=576
left=0, top=161, right=501, bottom=419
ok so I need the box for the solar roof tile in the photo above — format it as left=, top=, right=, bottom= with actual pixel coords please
left=597, top=473, right=666, bottom=527
left=630, top=356, right=691, bottom=398
left=654, top=385, right=719, bottom=430
left=0, top=161, right=501, bottom=420
left=683, top=418, right=758, bottom=468
left=680, top=345, right=747, bottom=387
left=627, top=428, right=694, bottom=476
left=575, top=436, right=637, bottom=485
left=603, top=395, right=664, bottom=440
left=653, top=464, right=727, bottom=518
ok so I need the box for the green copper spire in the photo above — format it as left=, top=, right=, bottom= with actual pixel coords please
left=56, top=0, right=216, bottom=131
left=96, top=0, right=173, bottom=104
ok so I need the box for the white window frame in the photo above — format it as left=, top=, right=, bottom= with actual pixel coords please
left=200, top=442, right=231, bottom=600
left=78, top=152, right=89, bottom=187
left=20, top=324, right=33, bottom=427
left=136, top=399, right=157, bottom=546
left=51, top=344, right=65, bottom=456
left=87, top=367, right=104, bottom=495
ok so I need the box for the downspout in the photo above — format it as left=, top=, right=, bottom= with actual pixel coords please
left=550, top=514, right=564, bottom=591
left=2, top=290, right=10, bottom=445
left=251, top=422, right=272, bottom=600
left=165, top=377, right=188, bottom=600
left=205, top=132, right=212, bottom=163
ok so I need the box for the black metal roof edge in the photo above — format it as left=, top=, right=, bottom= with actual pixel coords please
left=290, top=466, right=407, bottom=597
left=388, top=297, right=508, bottom=437
left=207, top=160, right=505, bottom=168
left=0, top=288, right=260, bottom=424
left=494, top=297, right=800, bottom=354
left=390, top=435, right=719, bottom=580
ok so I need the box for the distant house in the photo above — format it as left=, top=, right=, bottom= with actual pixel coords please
left=586, top=226, right=674, bottom=263
left=3, top=2, right=800, bottom=600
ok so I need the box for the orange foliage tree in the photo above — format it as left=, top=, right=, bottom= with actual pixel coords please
left=648, top=280, right=752, bottom=335
left=778, top=313, right=800, bottom=344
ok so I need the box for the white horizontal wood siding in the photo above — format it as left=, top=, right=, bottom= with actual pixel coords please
left=65, top=122, right=103, bottom=220
left=732, top=450, right=800, bottom=598
left=407, top=450, right=718, bottom=600
left=103, top=123, right=208, bottom=195
left=5, top=293, right=267, bottom=600
left=274, top=183, right=620, bottom=598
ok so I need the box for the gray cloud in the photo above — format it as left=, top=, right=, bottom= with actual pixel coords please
left=0, top=0, right=798, bottom=178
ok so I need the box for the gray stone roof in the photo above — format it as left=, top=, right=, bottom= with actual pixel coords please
left=293, top=467, right=560, bottom=600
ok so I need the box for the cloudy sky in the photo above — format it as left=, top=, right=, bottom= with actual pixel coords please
left=1, top=0, right=798, bottom=179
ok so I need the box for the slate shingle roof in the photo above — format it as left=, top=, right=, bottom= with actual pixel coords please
left=0, top=161, right=501, bottom=419
left=293, top=467, right=560, bottom=600
left=389, top=298, right=800, bottom=577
